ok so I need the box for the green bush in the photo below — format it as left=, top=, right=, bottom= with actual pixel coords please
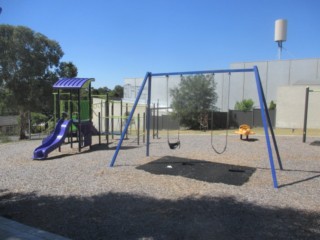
left=0, top=132, right=11, bottom=143
left=269, top=100, right=276, bottom=110
left=31, top=112, right=52, bottom=133
left=234, top=99, right=254, bottom=111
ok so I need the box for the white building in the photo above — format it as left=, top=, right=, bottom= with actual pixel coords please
left=123, top=58, right=320, bottom=128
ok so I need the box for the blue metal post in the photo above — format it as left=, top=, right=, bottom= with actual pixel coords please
left=253, top=66, right=278, bottom=188
left=146, top=76, right=152, bottom=156
left=109, top=72, right=151, bottom=167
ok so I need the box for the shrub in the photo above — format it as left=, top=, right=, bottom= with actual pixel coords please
left=234, top=99, right=254, bottom=111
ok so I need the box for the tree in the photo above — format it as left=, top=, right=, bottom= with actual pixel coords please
left=0, top=87, right=17, bottom=115
left=0, top=25, right=64, bottom=139
left=234, top=99, right=254, bottom=111
left=92, top=87, right=111, bottom=96
left=91, top=85, right=124, bottom=99
left=269, top=100, right=276, bottom=110
left=57, top=61, right=78, bottom=78
left=170, top=74, right=217, bottom=129
left=110, top=85, right=124, bottom=98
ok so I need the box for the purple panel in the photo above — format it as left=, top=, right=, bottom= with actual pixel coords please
left=53, top=78, right=94, bottom=89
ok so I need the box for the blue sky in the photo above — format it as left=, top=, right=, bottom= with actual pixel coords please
left=1, top=0, right=320, bottom=88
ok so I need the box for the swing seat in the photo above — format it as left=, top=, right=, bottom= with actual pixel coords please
left=234, top=124, right=255, bottom=140
left=168, top=140, right=181, bottom=150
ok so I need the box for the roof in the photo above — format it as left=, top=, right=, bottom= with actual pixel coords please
left=53, top=78, right=95, bottom=89
left=0, top=115, right=19, bottom=126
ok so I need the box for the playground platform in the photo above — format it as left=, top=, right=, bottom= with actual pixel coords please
left=0, top=216, right=70, bottom=240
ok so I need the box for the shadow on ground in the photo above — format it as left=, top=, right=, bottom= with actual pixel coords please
left=136, top=156, right=256, bottom=186
left=0, top=191, right=319, bottom=240
left=241, top=138, right=259, bottom=142
left=310, top=140, right=320, bottom=146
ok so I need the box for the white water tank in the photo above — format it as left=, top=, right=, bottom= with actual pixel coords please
left=274, top=19, right=287, bottom=42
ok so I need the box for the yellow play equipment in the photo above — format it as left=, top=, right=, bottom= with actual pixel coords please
left=235, top=124, right=255, bottom=140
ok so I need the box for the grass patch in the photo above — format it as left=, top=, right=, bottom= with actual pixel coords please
left=0, top=135, right=12, bottom=144
left=150, top=128, right=320, bottom=137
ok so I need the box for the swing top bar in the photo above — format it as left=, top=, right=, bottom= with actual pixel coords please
left=151, top=68, right=254, bottom=77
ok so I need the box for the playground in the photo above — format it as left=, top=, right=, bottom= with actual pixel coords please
left=0, top=67, right=319, bottom=239
left=0, top=131, right=320, bottom=239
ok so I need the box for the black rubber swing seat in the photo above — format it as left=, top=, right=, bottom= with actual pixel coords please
left=168, top=140, right=181, bottom=150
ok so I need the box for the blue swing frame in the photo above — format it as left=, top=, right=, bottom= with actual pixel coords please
left=109, top=66, right=283, bottom=189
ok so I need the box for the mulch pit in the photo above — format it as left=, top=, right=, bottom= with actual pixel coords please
left=137, top=156, right=256, bottom=186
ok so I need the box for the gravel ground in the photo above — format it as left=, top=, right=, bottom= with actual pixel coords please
left=0, top=133, right=319, bottom=239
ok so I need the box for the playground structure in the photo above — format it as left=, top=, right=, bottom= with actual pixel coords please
left=109, top=66, right=284, bottom=189
left=91, top=96, right=181, bottom=146
left=91, top=97, right=147, bottom=146
left=33, top=78, right=95, bottom=159
left=33, top=78, right=149, bottom=159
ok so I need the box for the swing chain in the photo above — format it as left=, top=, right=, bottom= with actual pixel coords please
left=210, top=72, right=231, bottom=154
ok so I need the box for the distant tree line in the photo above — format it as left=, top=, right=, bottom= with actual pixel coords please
left=92, top=85, right=124, bottom=99
left=0, top=25, right=122, bottom=139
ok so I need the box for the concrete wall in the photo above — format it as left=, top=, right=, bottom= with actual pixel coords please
left=123, top=58, right=320, bottom=129
left=276, top=86, right=320, bottom=129
left=229, top=58, right=320, bottom=112
left=123, top=76, right=181, bottom=107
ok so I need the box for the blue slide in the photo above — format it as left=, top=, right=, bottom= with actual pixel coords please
left=33, top=119, right=72, bottom=160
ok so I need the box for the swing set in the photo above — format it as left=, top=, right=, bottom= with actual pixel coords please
left=109, top=67, right=283, bottom=188
left=166, top=75, right=181, bottom=150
